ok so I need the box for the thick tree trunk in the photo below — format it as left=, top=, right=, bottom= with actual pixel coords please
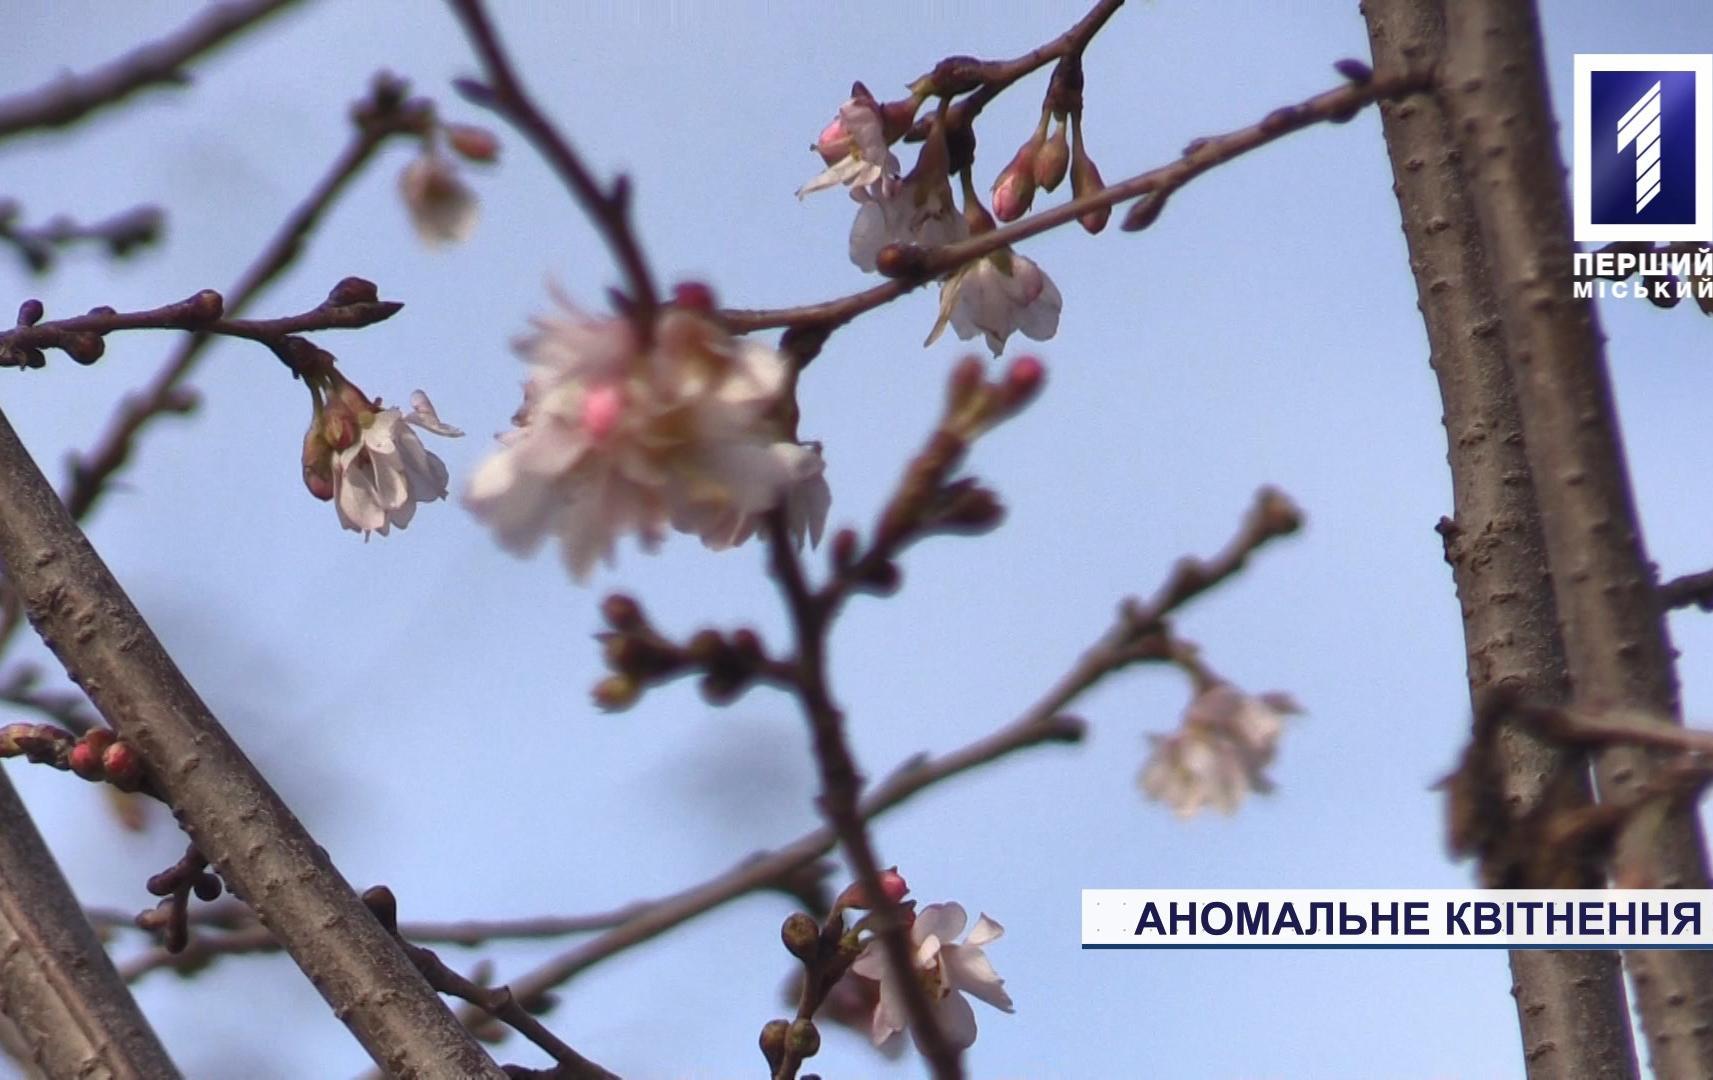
left=0, top=767, right=181, bottom=1079
left=0, top=407, right=505, bottom=1080
left=1361, top=4, right=1638, bottom=1077
left=1436, top=2, right=1713, bottom=1077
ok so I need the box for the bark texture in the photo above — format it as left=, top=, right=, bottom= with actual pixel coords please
left=1438, top=3, right=1713, bottom=1076
left=0, top=767, right=181, bottom=1079
left=0, top=406, right=503, bottom=1080
left=1361, top=5, right=1639, bottom=1077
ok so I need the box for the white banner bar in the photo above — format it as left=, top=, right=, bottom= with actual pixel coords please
left=1082, top=889, right=1713, bottom=949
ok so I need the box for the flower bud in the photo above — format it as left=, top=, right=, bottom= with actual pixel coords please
left=302, top=428, right=335, bottom=502
left=1034, top=117, right=1071, bottom=191
left=781, top=912, right=820, bottom=961
left=759, top=1020, right=790, bottom=1070
left=326, top=276, right=379, bottom=307
left=991, top=134, right=1042, bottom=223
left=1071, top=128, right=1110, bottom=234
left=786, top=1019, right=821, bottom=1059
left=672, top=281, right=717, bottom=312
left=186, top=289, right=225, bottom=323
left=71, top=728, right=115, bottom=777
left=600, top=593, right=644, bottom=631
left=445, top=122, right=501, bottom=162
left=64, top=333, right=105, bottom=365
left=593, top=673, right=641, bottom=711
left=16, top=299, right=42, bottom=326
left=1002, top=355, right=1046, bottom=411
left=814, top=116, right=853, bottom=164
left=835, top=867, right=909, bottom=911
left=101, top=741, right=143, bottom=790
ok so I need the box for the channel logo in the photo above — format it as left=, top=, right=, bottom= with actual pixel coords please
left=1573, top=54, right=1712, bottom=242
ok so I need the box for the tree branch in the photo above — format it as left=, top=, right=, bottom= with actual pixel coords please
left=0, top=0, right=307, bottom=140
left=1439, top=4, right=1713, bottom=1076
left=0, top=767, right=180, bottom=1079
left=718, top=66, right=1431, bottom=341
left=0, top=407, right=504, bottom=1079
left=0, top=201, right=164, bottom=275
left=1660, top=568, right=1713, bottom=612
left=446, top=0, right=659, bottom=322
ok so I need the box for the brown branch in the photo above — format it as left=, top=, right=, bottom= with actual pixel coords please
left=0, top=407, right=504, bottom=1078
left=0, top=767, right=180, bottom=1079
left=913, top=0, right=1125, bottom=127
left=1361, top=4, right=1637, bottom=1076
left=761, top=510, right=963, bottom=1079
left=0, top=201, right=164, bottom=274
left=468, top=487, right=1293, bottom=1063
left=446, top=0, right=659, bottom=322
left=104, top=901, right=642, bottom=982
left=0, top=0, right=306, bottom=140
left=1439, top=4, right=1713, bottom=1077
left=718, top=66, right=1431, bottom=340
left=1660, top=568, right=1713, bottom=612
left=364, top=888, right=617, bottom=1080
left=0, top=284, right=403, bottom=371
left=0, top=78, right=424, bottom=663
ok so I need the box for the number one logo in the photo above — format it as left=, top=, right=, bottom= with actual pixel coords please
left=1617, top=81, right=1664, bottom=213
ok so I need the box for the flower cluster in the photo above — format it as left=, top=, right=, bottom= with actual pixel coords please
left=1139, top=684, right=1301, bottom=817
left=302, top=368, right=462, bottom=539
left=465, top=286, right=829, bottom=580
left=799, top=88, right=1070, bottom=356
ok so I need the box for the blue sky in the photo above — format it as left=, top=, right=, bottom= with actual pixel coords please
left=5, top=2, right=1713, bottom=1077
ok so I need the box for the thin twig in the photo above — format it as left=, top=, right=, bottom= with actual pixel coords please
left=363, top=888, right=617, bottom=1080
left=463, top=489, right=1295, bottom=1056
left=1660, top=568, right=1713, bottom=612
left=0, top=201, right=164, bottom=274
left=0, top=0, right=306, bottom=140
left=718, top=67, right=1431, bottom=340
left=446, top=0, right=659, bottom=321
left=0, top=78, right=421, bottom=657
left=0, top=285, right=403, bottom=369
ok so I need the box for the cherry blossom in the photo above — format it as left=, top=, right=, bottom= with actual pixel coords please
left=465, top=293, right=829, bottom=580
left=398, top=150, right=477, bottom=246
left=797, top=96, right=898, bottom=199
left=850, top=901, right=1014, bottom=1052
left=927, top=249, right=1063, bottom=356
left=326, top=390, right=462, bottom=538
left=1139, top=685, right=1302, bottom=817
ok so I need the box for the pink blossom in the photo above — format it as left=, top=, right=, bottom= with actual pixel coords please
left=850, top=902, right=1013, bottom=1052
left=398, top=152, right=477, bottom=246
left=927, top=250, right=1062, bottom=356
left=465, top=295, right=830, bottom=579
left=330, top=391, right=462, bottom=537
left=797, top=97, right=898, bottom=199
left=1139, top=685, right=1302, bottom=817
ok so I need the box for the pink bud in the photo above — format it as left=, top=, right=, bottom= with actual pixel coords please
left=1071, top=130, right=1110, bottom=234
left=1003, top=356, right=1046, bottom=410
left=815, top=117, right=852, bottom=164
left=445, top=123, right=500, bottom=163
left=672, top=281, right=717, bottom=312
left=101, top=741, right=143, bottom=790
left=835, top=867, right=910, bottom=910
left=991, top=137, right=1041, bottom=223
left=1035, top=119, right=1071, bottom=191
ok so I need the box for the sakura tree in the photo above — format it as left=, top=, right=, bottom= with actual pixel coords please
left=1, top=2, right=1711, bottom=1078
